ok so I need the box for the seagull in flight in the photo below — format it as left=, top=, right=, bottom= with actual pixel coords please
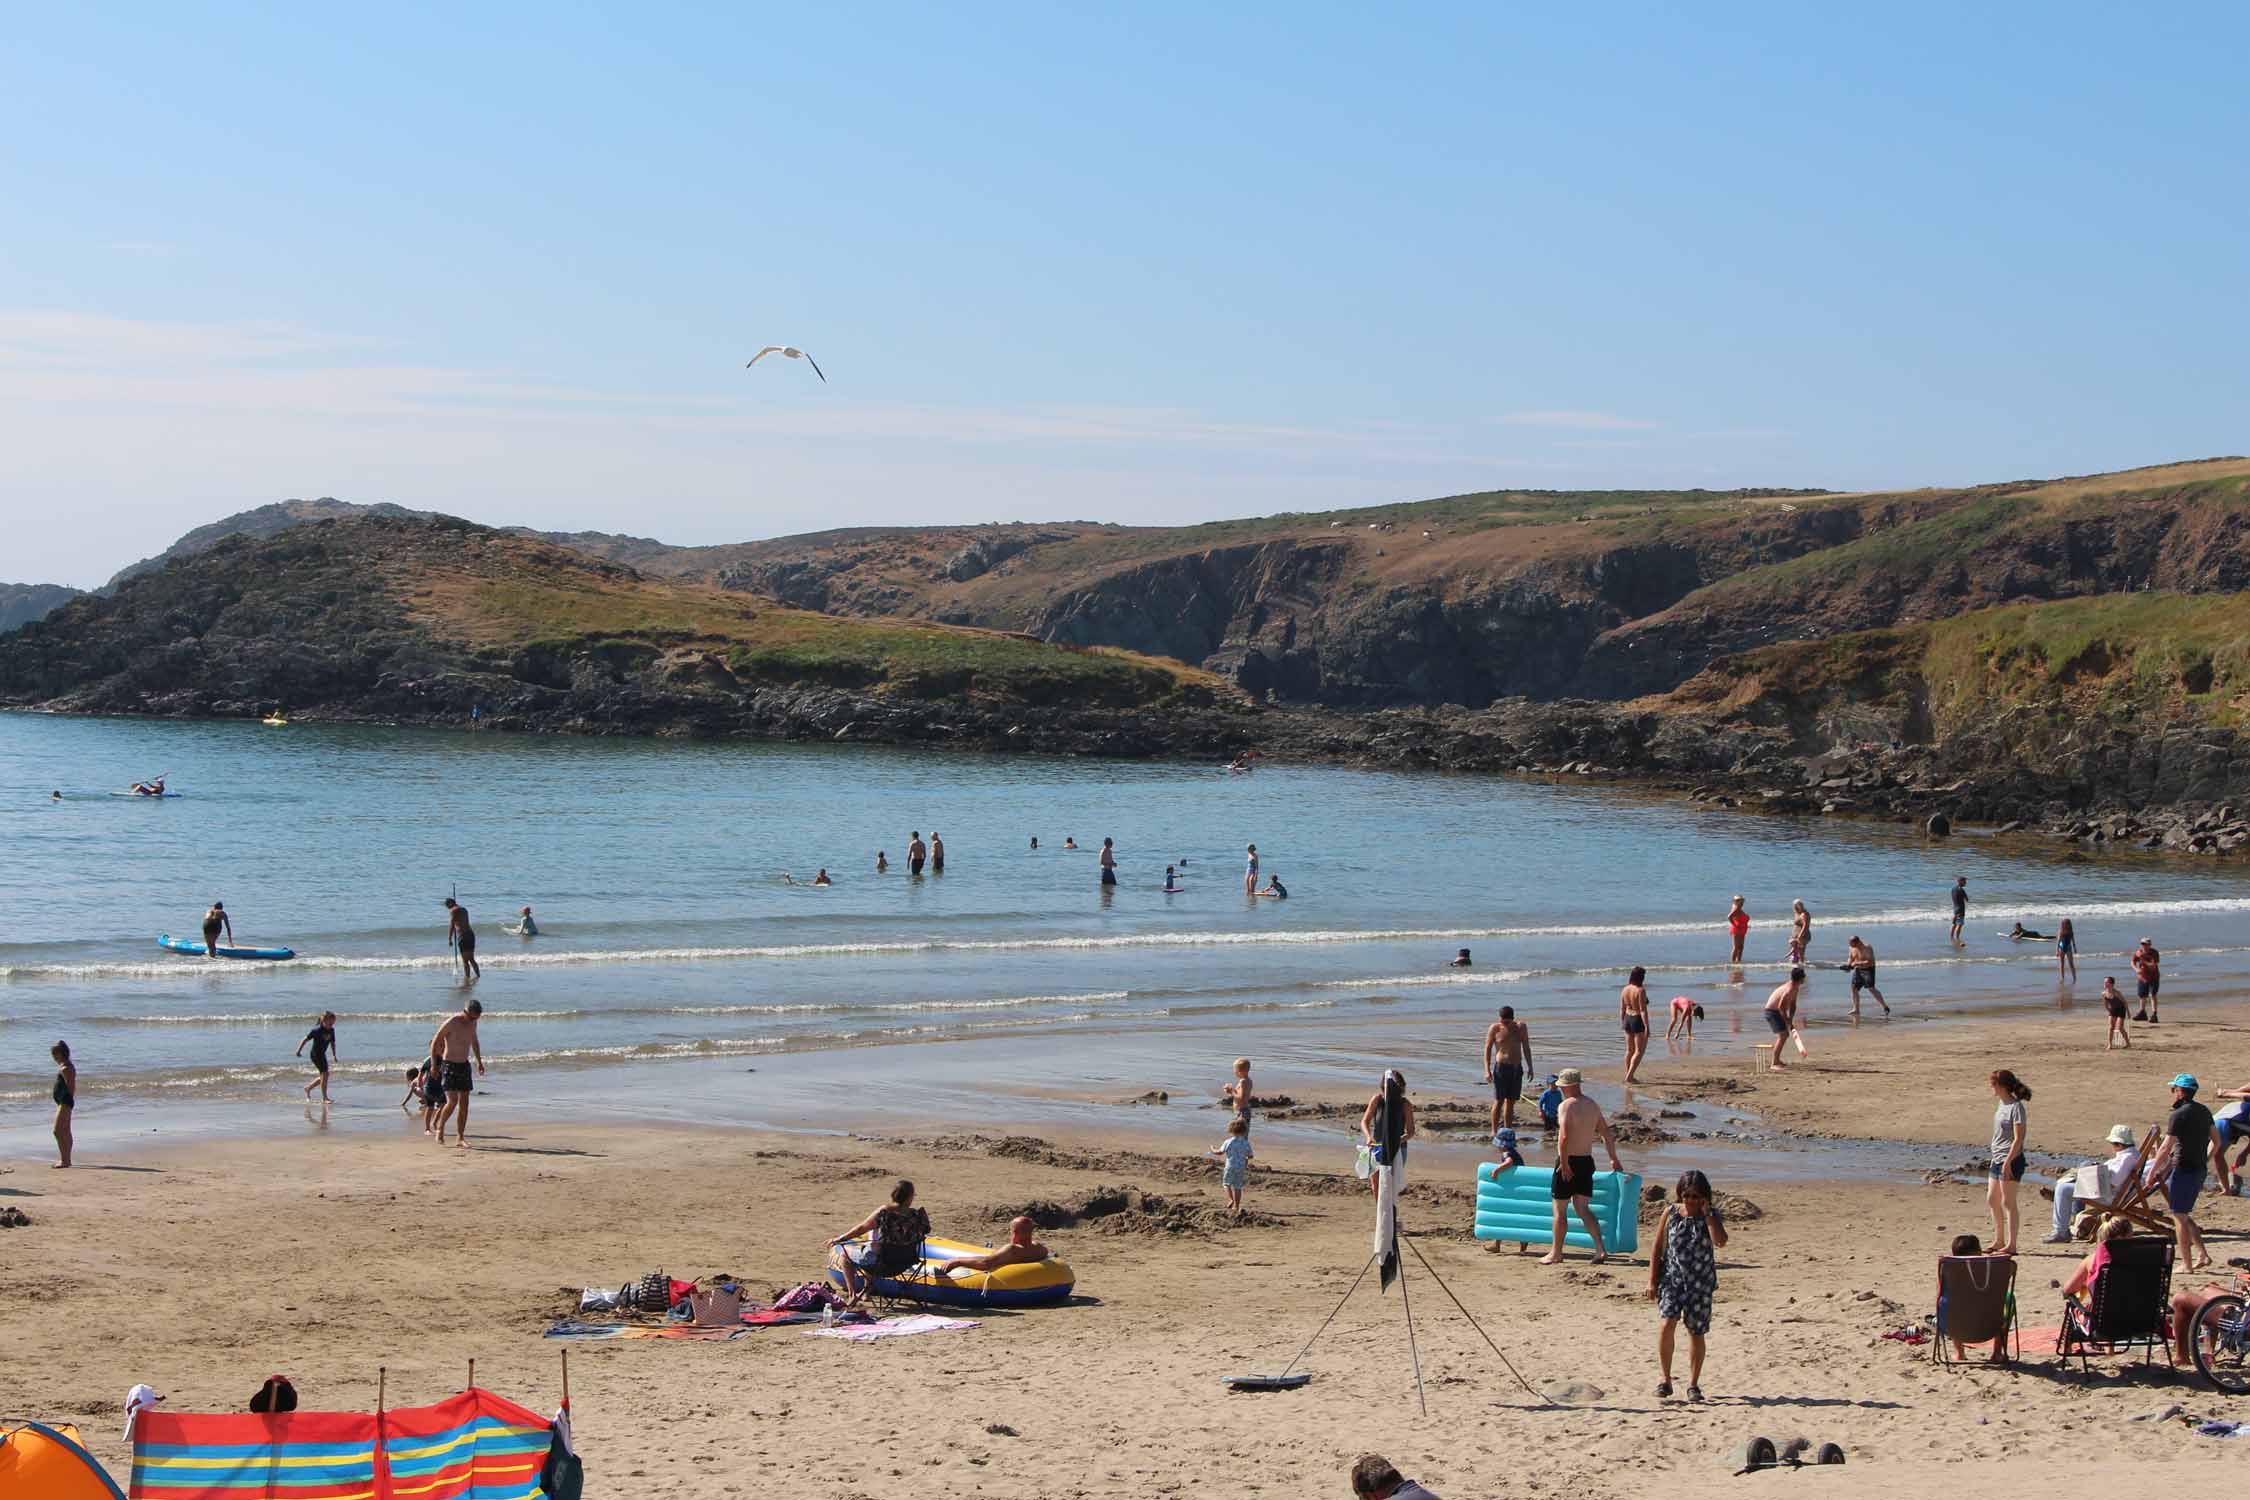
left=746, top=345, right=826, bottom=383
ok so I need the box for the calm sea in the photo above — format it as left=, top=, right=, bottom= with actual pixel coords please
left=3, top=713, right=2245, bottom=1154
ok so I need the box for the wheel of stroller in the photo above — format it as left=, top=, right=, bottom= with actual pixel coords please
left=2191, top=1293, right=2250, bottom=1394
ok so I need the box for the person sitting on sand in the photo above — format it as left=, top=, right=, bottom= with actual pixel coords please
left=2102, top=976, right=2131, bottom=1050
left=946, top=1216, right=1050, bottom=1275
left=812, top=869, right=832, bottom=886
left=1664, top=994, right=1706, bottom=1040
left=1542, top=1068, right=1623, bottom=1266
left=1349, top=1454, right=1441, bottom=1500
left=2043, top=1124, right=2141, bottom=1243
left=828, top=1179, right=933, bottom=1304
left=1947, top=1233, right=2010, bottom=1363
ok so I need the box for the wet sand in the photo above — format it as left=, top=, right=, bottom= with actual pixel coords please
left=6, top=995, right=2250, bottom=1500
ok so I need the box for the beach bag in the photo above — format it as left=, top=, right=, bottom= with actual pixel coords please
left=2073, top=1163, right=2113, bottom=1203
left=690, top=1285, right=743, bottom=1326
left=1353, top=1144, right=1373, bottom=1180
left=634, top=1271, right=670, bottom=1313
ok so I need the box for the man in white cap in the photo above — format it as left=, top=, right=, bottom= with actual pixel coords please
left=2043, top=1124, right=2142, bottom=1242
left=1539, top=1068, right=1623, bottom=1266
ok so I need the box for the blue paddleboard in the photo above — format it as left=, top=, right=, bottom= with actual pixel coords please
left=157, top=934, right=297, bottom=961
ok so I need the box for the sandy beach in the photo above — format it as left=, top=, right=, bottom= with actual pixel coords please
left=6, top=993, right=2249, bottom=1498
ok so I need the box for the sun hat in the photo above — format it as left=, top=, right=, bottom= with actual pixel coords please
left=1556, top=1067, right=1583, bottom=1087
left=2171, top=1073, right=2199, bottom=1092
left=2106, top=1125, right=2136, bottom=1147
left=1494, top=1127, right=1518, bottom=1147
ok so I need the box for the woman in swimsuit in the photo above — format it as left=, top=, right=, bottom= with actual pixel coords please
left=2056, top=918, right=2077, bottom=983
left=1358, top=1070, right=1416, bottom=1198
left=1619, top=967, right=1652, bottom=1082
left=1788, top=901, right=1811, bottom=964
left=50, top=1040, right=75, bottom=1169
left=1664, top=994, right=1705, bottom=1040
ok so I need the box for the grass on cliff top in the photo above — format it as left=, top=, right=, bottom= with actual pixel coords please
left=410, top=565, right=1228, bottom=707
left=1917, top=591, right=2250, bottom=732
left=1672, top=592, right=2250, bottom=733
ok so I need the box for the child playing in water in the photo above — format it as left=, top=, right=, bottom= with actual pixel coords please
left=399, top=1065, right=425, bottom=1114
left=1164, top=865, right=1181, bottom=891
left=1221, top=1058, right=1254, bottom=1124
left=1537, top=1075, right=1564, bottom=1132
left=1211, top=1117, right=1254, bottom=1214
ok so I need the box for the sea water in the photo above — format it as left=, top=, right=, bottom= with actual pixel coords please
left=2, top=713, right=2245, bottom=1154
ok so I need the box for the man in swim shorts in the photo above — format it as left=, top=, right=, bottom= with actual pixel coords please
left=1099, top=837, right=1117, bottom=886
left=427, top=998, right=486, bottom=1148
left=1763, top=968, right=1805, bottom=1071
left=1725, top=895, right=1749, bottom=964
left=443, top=897, right=479, bottom=980
left=295, top=1011, right=339, bottom=1103
left=1949, top=877, right=1968, bottom=947
left=1619, top=966, right=1652, bottom=1083
left=1482, top=1005, right=1533, bottom=1132
left=1842, top=936, right=1889, bottom=1017
left=930, top=831, right=945, bottom=872
left=907, top=832, right=927, bottom=875
left=946, top=1216, right=1049, bottom=1274
left=1541, top=1068, right=1622, bottom=1266
left=201, top=900, right=233, bottom=957
left=2132, top=938, right=2161, bottom=1023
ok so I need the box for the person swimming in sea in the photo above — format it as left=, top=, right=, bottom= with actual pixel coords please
left=1062, top=836, right=1079, bottom=850
left=1451, top=948, right=1473, bottom=968
left=2007, top=922, right=2053, bottom=941
left=813, top=868, right=832, bottom=886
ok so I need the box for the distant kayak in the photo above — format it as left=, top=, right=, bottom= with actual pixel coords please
left=262, top=717, right=289, bottom=727
left=157, top=934, right=297, bottom=961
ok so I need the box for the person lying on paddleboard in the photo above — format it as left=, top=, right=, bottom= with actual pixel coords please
left=2006, top=922, right=2053, bottom=941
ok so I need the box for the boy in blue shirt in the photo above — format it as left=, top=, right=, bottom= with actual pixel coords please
left=1537, top=1076, right=1564, bottom=1132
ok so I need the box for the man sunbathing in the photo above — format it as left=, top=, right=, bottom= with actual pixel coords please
left=945, top=1217, right=1048, bottom=1275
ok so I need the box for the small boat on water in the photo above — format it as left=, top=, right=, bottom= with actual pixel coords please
left=156, top=934, right=298, bottom=961
left=262, top=715, right=289, bottom=726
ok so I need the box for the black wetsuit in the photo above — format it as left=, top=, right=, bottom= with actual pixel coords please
left=304, top=1024, right=335, bottom=1074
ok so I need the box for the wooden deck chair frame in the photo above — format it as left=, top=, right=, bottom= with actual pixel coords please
left=2056, top=1233, right=2177, bottom=1377
left=1934, top=1254, right=2019, bottom=1368
left=2082, top=1127, right=2174, bottom=1237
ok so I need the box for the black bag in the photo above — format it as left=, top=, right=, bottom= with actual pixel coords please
left=634, top=1270, right=669, bottom=1312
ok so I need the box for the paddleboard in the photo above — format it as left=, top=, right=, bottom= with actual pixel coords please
left=157, top=934, right=297, bottom=961
left=109, top=791, right=180, bottom=799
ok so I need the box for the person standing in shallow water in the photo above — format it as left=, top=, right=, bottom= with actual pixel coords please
left=1619, top=967, right=1652, bottom=1083
left=1243, top=843, right=1259, bottom=896
left=907, top=832, right=926, bottom=876
left=1099, top=837, right=1117, bottom=886
left=443, top=897, right=479, bottom=980
left=1725, top=896, right=1749, bottom=965
left=51, top=1040, right=76, bottom=1168
left=930, top=831, right=945, bottom=872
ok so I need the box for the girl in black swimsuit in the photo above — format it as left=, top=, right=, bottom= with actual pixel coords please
left=50, top=1040, right=75, bottom=1169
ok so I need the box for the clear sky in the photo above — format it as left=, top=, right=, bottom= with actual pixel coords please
left=3, top=3, right=2245, bottom=587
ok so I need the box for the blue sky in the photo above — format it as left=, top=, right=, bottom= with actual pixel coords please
left=3, top=3, right=2245, bottom=586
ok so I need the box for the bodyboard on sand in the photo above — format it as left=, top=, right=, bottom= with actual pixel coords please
left=1223, top=1374, right=1310, bottom=1391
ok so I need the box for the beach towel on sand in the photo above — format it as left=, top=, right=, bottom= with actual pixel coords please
left=802, top=1313, right=977, bottom=1342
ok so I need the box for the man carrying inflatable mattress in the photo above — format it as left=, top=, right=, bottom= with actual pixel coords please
left=1472, top=1068, right=1639, bottom=1262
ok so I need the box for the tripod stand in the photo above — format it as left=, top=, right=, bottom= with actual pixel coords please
left=1264, top=1224, right=1547, bottom=1412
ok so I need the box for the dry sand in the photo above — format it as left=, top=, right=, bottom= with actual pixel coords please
left=4, top=1002, right=2248, bottom=1497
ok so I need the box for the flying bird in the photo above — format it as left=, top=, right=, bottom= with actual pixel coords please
left=746, top=345, right=826, bottom=383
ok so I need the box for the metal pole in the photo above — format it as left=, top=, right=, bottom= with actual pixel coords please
left=1397, top=1246, right=1427, bottom=1416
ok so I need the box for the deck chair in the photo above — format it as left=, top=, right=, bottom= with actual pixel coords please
left=1934, top=1255, right=2018, bottom=1367
left=2083, top=1128, right=2173, bottom=1237
left=2056, top=1234, right=2175, bottom=1376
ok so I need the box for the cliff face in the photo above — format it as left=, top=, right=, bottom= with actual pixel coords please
left=0, top=582, right=84, bottom=634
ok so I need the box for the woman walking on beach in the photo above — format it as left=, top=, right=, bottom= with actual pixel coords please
left=51, top=1040, right=76, bottom=1168
left=2056, top=918, right=2078, bottom=983
left=1986, top=1069, right=2032, bottom=1255
left=1646, top=1168, right=1727, bottom=1401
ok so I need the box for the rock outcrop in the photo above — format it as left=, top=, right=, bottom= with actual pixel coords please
left=0, top=582, right=84, bottom=634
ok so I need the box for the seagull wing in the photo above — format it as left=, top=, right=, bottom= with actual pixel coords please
left=802, top=351, right=826, bottom=383
left=746, top=346, right=786, bottom=368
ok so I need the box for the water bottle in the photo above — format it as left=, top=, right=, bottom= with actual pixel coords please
left=821, top=1302, right=837, bottom=1326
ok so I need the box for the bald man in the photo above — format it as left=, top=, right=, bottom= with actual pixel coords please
left=947, top=1217, right=1048, bottom=1274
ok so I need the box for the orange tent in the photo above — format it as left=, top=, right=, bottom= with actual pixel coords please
left=0, top=1420, right=129, bottom=1499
